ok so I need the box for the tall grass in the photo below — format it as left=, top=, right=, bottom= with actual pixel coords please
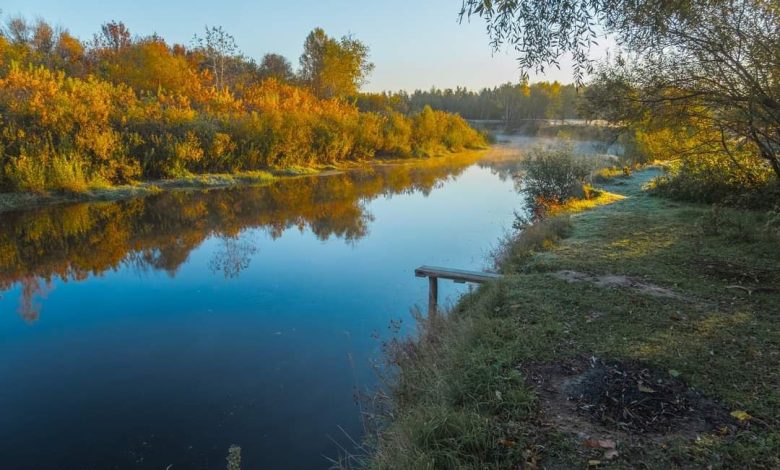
left=3, top=151, right=100, bottom=193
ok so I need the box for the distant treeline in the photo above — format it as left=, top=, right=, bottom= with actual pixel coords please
left=357, top=82, right=582, bottom=124
left=0, top=18, right=485, bottom=193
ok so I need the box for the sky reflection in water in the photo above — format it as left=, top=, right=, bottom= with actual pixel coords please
left=0, top=145, right=541, bottom=469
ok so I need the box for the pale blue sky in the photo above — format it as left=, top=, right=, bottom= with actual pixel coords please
left=1, top=0, right=609, bottom=91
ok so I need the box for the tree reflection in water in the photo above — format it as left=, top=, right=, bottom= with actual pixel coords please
left=209, top=235, right=259, bottom=279
left=1, top=152, right=501, bottom=320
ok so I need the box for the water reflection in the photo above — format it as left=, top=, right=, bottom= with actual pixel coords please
left=0, top=137, right=616, bottom=469
left=208, top=235, right=259, bottom=279
left=0, top=152, right=490, bottom=320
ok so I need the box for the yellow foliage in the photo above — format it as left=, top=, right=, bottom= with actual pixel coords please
left=0, top=31, right=485, bottom=191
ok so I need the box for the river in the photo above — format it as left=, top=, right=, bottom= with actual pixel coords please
left=0, top=137, right=605, bottom=469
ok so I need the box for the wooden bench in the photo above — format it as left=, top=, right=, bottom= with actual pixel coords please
left=415, top=265, right=503, bottom=315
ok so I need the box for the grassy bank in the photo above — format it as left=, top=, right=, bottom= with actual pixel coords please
left=371, top=168, right=780, bottom=468
left=0, top=169, right=282, bottom=213
left=0, top=150, right=489, bottom=213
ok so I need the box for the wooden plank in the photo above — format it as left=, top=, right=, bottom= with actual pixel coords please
left=414, top=265, right=502, bottom=284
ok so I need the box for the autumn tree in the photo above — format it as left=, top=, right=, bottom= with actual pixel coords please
left=4, top=16, right=31, bottom=44
left=93, top=20, right=131, bottom=52
left=459, top=0, right=703, bottom=84
left=596, top=1, right=780, bottom=178
left=258, top=53, right=294, bottom=82
left=101, top=36, right=202, bottom=94
left=299, top=28, right=374, bottom=99
left=54, top=31, right=85, bottom=76
left=192, top=25, right=240, bottom=90
left=31, top=20, right=54, bottom=56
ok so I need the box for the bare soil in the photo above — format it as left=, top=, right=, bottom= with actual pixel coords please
left=552, top=270, right=682, bottom=299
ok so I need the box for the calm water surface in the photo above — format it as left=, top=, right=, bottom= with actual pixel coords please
left=0, top=140, right=568, bottom=469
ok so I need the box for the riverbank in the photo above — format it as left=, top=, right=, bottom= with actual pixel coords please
left=0, top=151, right=490, bottom=214
left=371, top=168, right=780, bottom=468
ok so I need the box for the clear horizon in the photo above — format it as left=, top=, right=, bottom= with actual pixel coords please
left=0, top=0, right=613, bottom=92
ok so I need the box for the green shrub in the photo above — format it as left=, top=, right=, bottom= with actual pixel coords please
left=520, top=145, right=591, bottom=208
left=651, top=152, right=778, bottom=208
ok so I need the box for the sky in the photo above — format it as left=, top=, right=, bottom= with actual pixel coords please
left=1, top=0, right=613, bottom=92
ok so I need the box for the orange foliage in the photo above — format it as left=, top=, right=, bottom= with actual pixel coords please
left=0, top=21, right=486, bottom=191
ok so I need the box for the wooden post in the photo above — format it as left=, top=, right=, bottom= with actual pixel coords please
left=428, top=276, right=438, bottom=316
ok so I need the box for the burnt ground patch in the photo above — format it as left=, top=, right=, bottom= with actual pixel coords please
left=523, top=357, right=737, bottom=441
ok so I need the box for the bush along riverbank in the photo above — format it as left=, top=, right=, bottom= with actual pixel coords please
left=368, top=164, right=780, bottom=468
left=0, top=22, right=487, bottom=196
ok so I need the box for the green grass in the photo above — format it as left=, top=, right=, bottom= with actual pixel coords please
left=370, top=168, right=780, bottom=469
